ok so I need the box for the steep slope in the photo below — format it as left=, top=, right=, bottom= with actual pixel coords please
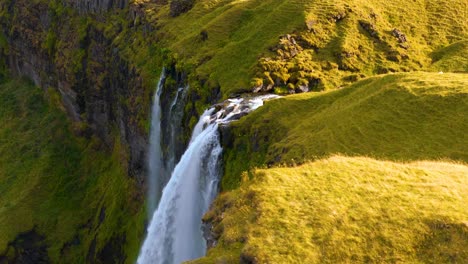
left=223, top=72, right=468, bottom=189
left=0, top=79, right=145, bottom=263
left=196, top=156, right=468, bottom=263
left=196, top=72, right=468, bottom=263
left=430, top=40, right=468, bottom=73
left=137, top=0, right=468, bottom=95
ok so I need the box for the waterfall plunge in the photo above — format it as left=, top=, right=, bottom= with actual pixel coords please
left=147, top=71, right=166, bottom=217
left=140, top=95, right=279, bottom=264
left=147, top=71, right=189, bottom=219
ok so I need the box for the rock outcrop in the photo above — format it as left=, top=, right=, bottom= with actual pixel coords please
left=63, top=0, right=129, bottom=14
left=2, top=0, right=146, bottom=179
left=0, top=230, right=49, bottom=264
left=170, top=0, right=195, bottom=17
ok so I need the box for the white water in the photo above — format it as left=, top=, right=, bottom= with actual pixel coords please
left=147, top=70, right=166, bottom=217
left=139, top=95, right=279, bottom=264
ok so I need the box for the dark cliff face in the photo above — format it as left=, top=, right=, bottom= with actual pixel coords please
left=1, top=0, right=149, bottom=180
left=0, top=0, right=154, bottom=261
left=63, top=0, right=129, bottom=14
left=0, top=0, right=217, bottom=261
left=0, top=0, right=211, bottom=188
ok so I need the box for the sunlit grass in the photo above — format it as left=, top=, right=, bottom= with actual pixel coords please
left=135, top=0, right=468, bottom=96
left=223, top=72, right=468, bottom=189
left=195, top=156, right=468, bottom=263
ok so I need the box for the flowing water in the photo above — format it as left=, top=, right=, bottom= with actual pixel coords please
left=147, top=71, right=166, bottom=217
left=147, top=72, right=189, bottom=219
left=140, top=94, right=279, bottom=264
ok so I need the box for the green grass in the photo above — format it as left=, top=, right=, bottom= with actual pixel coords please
left=204, top=70, right=468, bottom=262
left=0, top=78, right=145, bottom=263
left=135, top=0, right=468, bottom=96
left=133, top=0, right=307, bottom=96
left=194, top=156, right=468, bottom=263
left=431, top=40, right=468, bottom=72
left=223, top=72, right=468, bottom=190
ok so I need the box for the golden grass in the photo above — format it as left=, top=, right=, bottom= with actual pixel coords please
left=223, top=72, right=468, bottom=189
left=134, top=0, right=468, bottom=95
left=194, top=156, right=468, bottom=263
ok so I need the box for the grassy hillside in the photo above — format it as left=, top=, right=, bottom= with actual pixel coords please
left=195, top=156, right=468, bottom=263
left=135, top=0, right=468, bottom=96
left=202, top=70, right=468, bottom=263
left=430, top=40, right=468, bottom=73
left=0, top=78, right=145, bottom=263
left=223, top=72, right=468, bottom=189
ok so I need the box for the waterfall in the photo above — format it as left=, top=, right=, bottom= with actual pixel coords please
left=147, top=70, right=166, bottom=217
left=139, top=94, right=279, bottom=264
left=166, top=86, right=189, bottom=173
left=147, top=70, right=189, bottom=219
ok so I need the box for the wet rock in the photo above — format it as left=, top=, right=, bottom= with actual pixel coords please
left=219, top=124, right=233, bottom=149
left=0, top=230, right=50, bottom=264
left=97, top=234, right=126, bottom=264
left=295, top=85, right=310, bottom=93
left=201, top=221, right=218, bottom=249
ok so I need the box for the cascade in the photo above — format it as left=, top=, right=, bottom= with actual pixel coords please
left=139, top=95, right=278, bottom=264
left=147, top=71, right=166, bottom=217
left=147, top=71, right=189, bottom=218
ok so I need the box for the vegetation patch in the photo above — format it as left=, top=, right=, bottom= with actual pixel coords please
left=136, top=0, right=467, bottom=96
left=195, top=156, right=468, bottom=263
left=430, top=40, right=468, bottom=73
left=0, top=78, right=145, bottom=263
left=223, top=72, right=468, bottom=190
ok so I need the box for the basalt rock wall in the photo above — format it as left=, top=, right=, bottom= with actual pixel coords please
left=0, top=0, right=150, bottom=180
left=63, top=0, right=129, bottom=14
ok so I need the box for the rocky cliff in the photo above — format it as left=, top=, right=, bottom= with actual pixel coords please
left=0, top=0, right=196, bottom=262
left=0, top=0, right=214, bottom=181
left=1, top=0, right=153, bottom=181
left=64, top=0, right=128, bottom=14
